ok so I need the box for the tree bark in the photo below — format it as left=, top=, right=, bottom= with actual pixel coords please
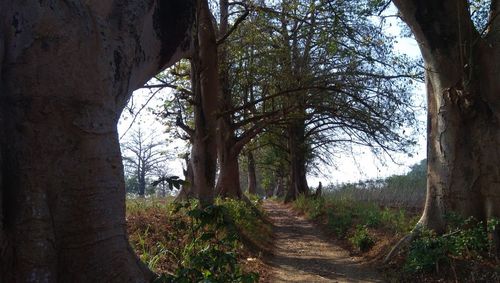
left=190, top=0, right=219, bottom=206
left=0, top=1, right=194, bottom=281
left=138, top=167, right=147, bottom=197
left=213, top=0, right=248, bottom=199
left=176, top=155, right=194, bottom=202
left=285, top=117, right=310, bottom=203
left=247, top=151, right=258, bottom=195
left=393, top=0, right=500, bottom=232
left=216, top=145, right=244, bottom=198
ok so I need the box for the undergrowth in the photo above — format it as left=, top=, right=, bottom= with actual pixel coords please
left=127, top=197, right=270, bottom=282
left=399, top=215, right=500, bottom=282
left=292, top=194, right=500, bottom=282
left=293, top=194, right=417, bottom=251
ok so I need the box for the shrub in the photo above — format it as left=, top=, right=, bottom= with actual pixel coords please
left=154, top=203, right=258, bottom=282
left=404, top=229, right=451, bottom=273
left=293, top=194, right=325, bottom=219
left=380, top=207, right=416, bottom=233
left=327, top=209, right=353, bottom=237
left=404, top=216, right=500, bottom=274
left=349, top=225, right=375, bottom=252
left=127, top=198, right=263, bottom=282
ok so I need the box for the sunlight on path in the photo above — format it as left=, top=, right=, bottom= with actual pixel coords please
left=262, top=201, right=384, bottom=283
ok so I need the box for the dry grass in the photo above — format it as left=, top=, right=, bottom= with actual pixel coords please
left=126, top=197, right=273, bottom=279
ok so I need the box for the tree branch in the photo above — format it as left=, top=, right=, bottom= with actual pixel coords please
left=217, top=9, right=250, bottom=45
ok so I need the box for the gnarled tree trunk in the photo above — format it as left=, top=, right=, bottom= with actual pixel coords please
left=0, top=1, right=194, bottom=281
left=393, top=0, right=500, bottom=232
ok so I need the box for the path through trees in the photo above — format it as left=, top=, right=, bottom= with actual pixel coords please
left=263, top=201, right=383, bottom=282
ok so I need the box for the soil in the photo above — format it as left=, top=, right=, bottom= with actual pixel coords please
left=262, top=200, right=384, bottom=283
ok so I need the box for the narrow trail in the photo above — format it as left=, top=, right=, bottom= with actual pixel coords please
left=262, top=200, right=384, bottom=283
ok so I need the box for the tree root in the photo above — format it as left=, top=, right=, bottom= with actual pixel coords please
left=383, top=224, right=423, bottom=264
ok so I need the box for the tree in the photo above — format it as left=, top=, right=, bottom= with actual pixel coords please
left=0, top=1, right=194, bottom=281
left=392, top=0, right=500, bottom=236
left=215, top=0, right=278, bottom=199
left=242, top=0, right=419, bottom=202
left=246, top=150, right=258, bottom=195
left=121, top=127, right=170, bottom=197
left=156, top=1, right=279, bottom=199
left=188, top=0, right=220, bottom=206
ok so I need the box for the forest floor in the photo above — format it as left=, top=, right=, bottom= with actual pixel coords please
left=262, top=200, right=384, bottom=283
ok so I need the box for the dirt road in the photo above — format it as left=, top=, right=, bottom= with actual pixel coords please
left=262, top=200, right=384, bottom=283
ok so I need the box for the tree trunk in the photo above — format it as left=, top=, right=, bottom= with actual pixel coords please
left=393, top=0, right=500, bottom=232
left=274, top=175, right=286, bottom=198
left=176, top=155, right=194, bottom=202
left=213, top=0, right=250, bottom=199
left=190, top=0, right=219, bottom=206
left=247, top=151, right=258, bottom=195
left=285, top=118, right=309, bottom=203
left=0, top=1, right=194, bottom=281
left=138, top=169, right=146, bottom=197
left=216, top=146, right=243, bottom=199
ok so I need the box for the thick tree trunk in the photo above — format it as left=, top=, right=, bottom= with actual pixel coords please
left=285, top=119, right=309, bottom=203
left=213, top=0, right=249, bottom=199
left=190, top=0, right=219, bottom=206
left=393, top=0, right=500, bottom=232
left=214, top=84, right=246, bottom=198
left=216, top=145, right=244, bottom=198
left=247, top=151, right=258, bottom=195
left=0, top=1, right=194, bottom=281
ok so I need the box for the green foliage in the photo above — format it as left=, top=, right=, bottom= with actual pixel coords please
left=405, top=229, right=451, bottom=273
left=156, top=203, right=258, bottom=283
left=380, top=207, right=415, bottom=234
left=405, top=216, right=500, bottom=274
left=349, top=225, right=375, bottom=252
left=326, top=206, right=353, bottom=237
left=292, top=193, right=417, bottom=239
left=127, top=198, right=264, bottom=282
left=223, top=0, right=422, bottom=192
left=358, top=206, right=382, bottom=228
left=293, top=195, right=325, bottom=219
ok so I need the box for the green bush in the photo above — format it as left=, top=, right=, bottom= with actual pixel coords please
left=327, top=209, right=353, bottom=237
left=380, top=207, right=415, bottom=233
left=292, top=194, right=417, bottom=239
left=405, top=229, right=451, bottom=273
left=405, top=216, right=500, bottom=274
left=293, top=194, right=325, bottom=219
left=155, top=203, right=258, bottom=283
left=359, top=208, right=382, bottom=228
left=127, top=198, right=262, bottom=282
left=349, top=225, right=375, bottom=252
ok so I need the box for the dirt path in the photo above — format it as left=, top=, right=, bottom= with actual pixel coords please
left=262, top=200, right=384, bottom=283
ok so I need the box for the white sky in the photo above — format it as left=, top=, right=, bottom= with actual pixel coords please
left=118, top=5, right=427, bottom=187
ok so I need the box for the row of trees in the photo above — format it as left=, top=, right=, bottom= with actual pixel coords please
left=153, top=0, right=421, bottom=205
left=1, top=0, right=499, bottom=281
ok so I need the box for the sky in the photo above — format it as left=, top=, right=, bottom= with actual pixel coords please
left=118, top=4, right=427, bottom=187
